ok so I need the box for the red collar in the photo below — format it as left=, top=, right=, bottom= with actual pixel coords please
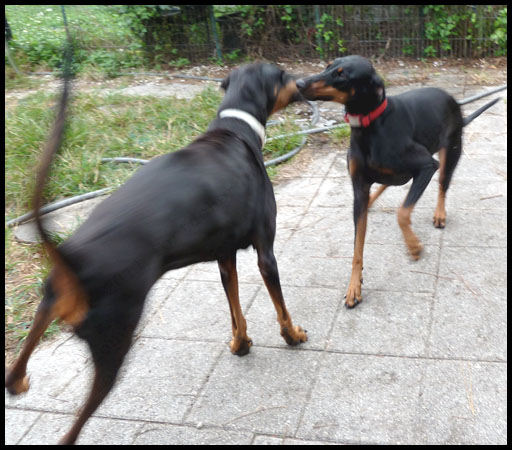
left=344, top=98, right=388, bottom=128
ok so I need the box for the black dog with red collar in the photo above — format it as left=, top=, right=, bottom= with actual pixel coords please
left=297, top=55, right=499, bottom=308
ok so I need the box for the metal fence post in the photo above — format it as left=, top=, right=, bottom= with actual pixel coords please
left=209, top=5, right=222, bottom=61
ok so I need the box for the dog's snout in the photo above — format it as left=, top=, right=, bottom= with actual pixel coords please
left=296, top=78, right=306, bottom=90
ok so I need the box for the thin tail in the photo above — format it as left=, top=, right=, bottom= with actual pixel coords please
left=463, top=97, right=501, bottom=127
left=32, top=22, right=76, bottom=273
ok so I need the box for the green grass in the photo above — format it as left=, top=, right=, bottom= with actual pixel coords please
left=6, top=87, right=302, bottom=219
left=6, top=87, right=219, bottom=219
left=5, top=5, right=144, bottom=75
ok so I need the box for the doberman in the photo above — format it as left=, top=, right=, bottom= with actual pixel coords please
left=5, top=63, right=306, bottom=444
left=296, top=55, right=500, bottom=308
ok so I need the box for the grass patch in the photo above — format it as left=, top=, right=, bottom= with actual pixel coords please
left=5, top=5, right=140, bottom=74
left=5, top=85, right=305, bottom=360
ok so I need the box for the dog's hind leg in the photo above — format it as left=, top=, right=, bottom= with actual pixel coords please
left=5, top=297, right=56, bottom=395
left=256, top=245, right=307, bottom=346
left=6, top=264, right=88, bottom=396
left=399, top=146, right=440, bottom=259
left=433, top=134, right=462, bottom=228
left=368, top=184, right=388, bottom=208
left=218, top=253, right=253, bottom=356
left=60, top=308, right=140, bottom=444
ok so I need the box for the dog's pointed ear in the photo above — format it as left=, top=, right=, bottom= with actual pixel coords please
left=221, top=74, right=230, bottom=91
left=372, top=73, right=385, bottom=99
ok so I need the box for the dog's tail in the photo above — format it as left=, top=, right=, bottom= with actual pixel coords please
left=32, top=33, right=89, bottom=326
left=6, top=20, right=87, bottom=400
left=463, top=97, right=501, bottom=127
left=33, top=42, right=73, bottom=263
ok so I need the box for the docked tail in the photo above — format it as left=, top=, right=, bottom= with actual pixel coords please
left=463, top=97, right=501, bottom=127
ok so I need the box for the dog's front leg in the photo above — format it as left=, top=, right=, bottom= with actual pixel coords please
left=346, top=172, right=370, bottom=308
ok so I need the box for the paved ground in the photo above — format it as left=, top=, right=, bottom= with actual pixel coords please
left=5, top=83, right=507, bottom=444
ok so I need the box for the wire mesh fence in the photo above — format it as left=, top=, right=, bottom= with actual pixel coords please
left=5, top=5, right=507, bottom=74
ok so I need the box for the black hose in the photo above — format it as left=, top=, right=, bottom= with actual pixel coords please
left=458, top=85, right=507, bottom=105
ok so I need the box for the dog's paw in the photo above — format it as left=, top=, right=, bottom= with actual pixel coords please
left=5, top=372, right=30, bottom=395
left=281, top=325, right=308, bottom=346
left=344, top=283, right=362, bottom=308
left=230, top=336, right=252, bottom=356
left=433, top=214, right=446, bottom=228
left=408, top=241, right=424, bottom=260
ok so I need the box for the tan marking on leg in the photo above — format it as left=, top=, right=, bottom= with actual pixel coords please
left=348, top=157, right=358, bottom=178
left=398, top=204, right=423, bottom=260
left=5, top=302, right=56, bottom=395
left=368, top=184, right=388, bottom=208
left=218, top=258, right=252, bottom=355
left=433, top=147, right=447, bottom=228
left=258, top=252, right=307, bottom=345
left=345, top=209, right=368, bottom=308
left=6, top=256, right=89, bottom=396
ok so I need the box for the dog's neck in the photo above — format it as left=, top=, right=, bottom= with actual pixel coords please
left=344, top=98, right=388, bottom=128
left=218, top=108, right=266, bottom=146
left=345, top=87, right=386, bottom=116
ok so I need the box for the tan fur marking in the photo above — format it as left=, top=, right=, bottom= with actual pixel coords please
left=218, top=258, right=252, bottom=355
left=368, top=184, right=388, bottom=208
left=397, top=204, right=423, bottom=259
left=308, top=81, right=349, bottom=103
left=345, top=211, right=368, bottom=307
left=48, top=257, right=89, bottom=327
left=433, top=147, right=447, bottom=228
left=376, top=167, right=395, bottom=175
left=271, top=80, right=299, bottom=115
left=348, top=157, right=358, bottom=177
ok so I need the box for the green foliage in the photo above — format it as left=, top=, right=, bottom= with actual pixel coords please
left=422, top=5, right=507, bottom=57
left=422, top=5, right=470, bottom=56
left=491, top=7, right=507, bottom=55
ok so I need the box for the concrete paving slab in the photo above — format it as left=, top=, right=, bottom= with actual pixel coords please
left=186, top=347, right=321, bottom=436
left=274, top=177, right=324, bottom=208
left=328, top=290, right=433, bottom=357
left=58, top=339, right=224, bottom=423
left=440, top=208, right=507, bottom=248
left=310, top=177, right=353, bottom=209
left=19, top=413, right=143, bottom=445
left=296, top=353, right=425, bottom=445
left=429, top=246, right=507, bottom=361
left=5, top=409, right=42, bottom=445
left=416, top=360, right=507, bottom=444
left=360, top=242, right=441, bottom=294
left=133, top=423, right=253, bottom=445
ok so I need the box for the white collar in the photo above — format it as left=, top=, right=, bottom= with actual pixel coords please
left=219, top=108, right=266, bottom=146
